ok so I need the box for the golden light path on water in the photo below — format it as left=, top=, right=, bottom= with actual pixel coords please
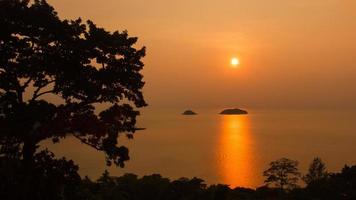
left=217, top=115, right=257, bottom=188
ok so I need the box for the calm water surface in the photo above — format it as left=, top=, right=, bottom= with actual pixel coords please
left=45, top=108, right=356, bottom=188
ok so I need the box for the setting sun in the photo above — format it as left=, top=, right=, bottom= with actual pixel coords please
left=231, top=57, right=240, bottom=67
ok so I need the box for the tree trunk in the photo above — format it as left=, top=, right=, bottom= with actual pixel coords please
left=22, top=139, right=36, bottom=200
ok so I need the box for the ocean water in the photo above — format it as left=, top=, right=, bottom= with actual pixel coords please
left=44, top=108, right=356, bottom=188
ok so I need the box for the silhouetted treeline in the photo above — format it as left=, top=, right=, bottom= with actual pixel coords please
left=75, top=164, right=356, bottom=200
left=3, top=162, right=354, bottom=200
left=89, top=164, right=354, bottom=200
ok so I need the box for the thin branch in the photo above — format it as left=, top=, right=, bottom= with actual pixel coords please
left=21, top=77, right=33, bottom=90
left=31, top=80, right=56, bottom=101
left=32, top=90, right=54, bottom=100
left=73, top=134, right=103, bottom=151
left=32, top=86, right=44, bottom=98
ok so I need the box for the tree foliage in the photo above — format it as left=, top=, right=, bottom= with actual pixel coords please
left=0, top=149, right=81, bottom=200
left=60, top=164, right=356, bottom=200
left=0, top=0, right=146, bottom=198
left=0, top=0, right=146, bottom=166
left=263, top=157, right=301, bottom=190
left=303, top=157, right=328, bottom=185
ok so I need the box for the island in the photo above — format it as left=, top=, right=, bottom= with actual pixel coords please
left=182, top=110, right=197, bottom=115
left=220, top=108, right=248, bottom=115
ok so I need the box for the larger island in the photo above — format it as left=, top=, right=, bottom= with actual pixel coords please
left=220, top=108, right=248, bottom=115
left=182, top=110, right=197, bottom=115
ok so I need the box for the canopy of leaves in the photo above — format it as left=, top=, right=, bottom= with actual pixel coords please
left=0, top=0, right=146, bottom=167
left=263, top=158, right=301, bottom=190
left=303, top=157, right=329, bottom=185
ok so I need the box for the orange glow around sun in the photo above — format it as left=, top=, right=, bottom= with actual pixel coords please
left=231, top=57, right=240, bottom=68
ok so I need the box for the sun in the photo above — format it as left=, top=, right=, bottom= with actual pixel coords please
left=231, top=57, right=240, bottom=67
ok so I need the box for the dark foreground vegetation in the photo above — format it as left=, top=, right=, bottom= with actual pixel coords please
left=1, top=154, right=356, bottom=199
left=2, top=158, right=355, bottom=200
left=82, top=164, right=356, bottom=200
left=67, top=163, right=356, bottom=200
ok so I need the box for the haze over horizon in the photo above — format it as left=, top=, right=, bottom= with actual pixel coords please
left=48, top=0, right=356, bottom=109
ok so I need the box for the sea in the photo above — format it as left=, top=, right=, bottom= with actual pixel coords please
left=44, top=108, right=356, bottom=188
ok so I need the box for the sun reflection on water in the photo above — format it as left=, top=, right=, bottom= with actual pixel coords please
left=217, top=115, right=256, bottom=188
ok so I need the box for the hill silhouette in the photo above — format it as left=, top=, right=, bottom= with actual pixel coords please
left=220, top=108, right=248, bottom=115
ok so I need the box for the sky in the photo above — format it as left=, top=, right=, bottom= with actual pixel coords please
left=48, top=0, right=356, bottom=109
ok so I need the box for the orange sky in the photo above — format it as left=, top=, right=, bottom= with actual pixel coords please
left=48, top=0, right=356, bottom=109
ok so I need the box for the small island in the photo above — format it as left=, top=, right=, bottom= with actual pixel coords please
left=220, top=108, right=248, bottom=115
left=182, top=110, right=197, bottom=115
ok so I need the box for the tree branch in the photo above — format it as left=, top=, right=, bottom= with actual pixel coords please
left=73, top=134, right=103, bottom=151
left=31, top=80, right=55, bottom=101
left=32, top=90, right=54, bottom=100
left=21, top=77, right=33, bottom=90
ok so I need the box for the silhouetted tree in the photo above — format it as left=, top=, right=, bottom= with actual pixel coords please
left=0, top=0, right=146, bottom=198
left=228, top=187, right=256, bottom=200
left=263, top=158, right=301, bottom=190
left=324, top=165, right=356, bottom=199
left=172, top=177, right=207, bottom=200
left=0, top=149, right=81, bottom=200
left=205, top=184, right=230, bottom=200
left=303, top=157, right=328, bottom=185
